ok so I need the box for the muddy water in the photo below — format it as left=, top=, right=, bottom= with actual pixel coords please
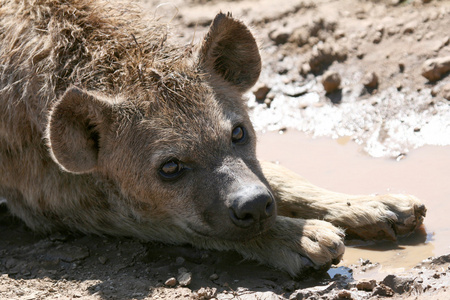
left=257, top=131, right=450, bottom=280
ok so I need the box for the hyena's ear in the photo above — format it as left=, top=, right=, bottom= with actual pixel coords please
left=199, top=13, right=261, bottom=93
left=47, top=87, right=114, bottom=174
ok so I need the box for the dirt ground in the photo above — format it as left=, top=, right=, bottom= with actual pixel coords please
left=1, top=0, right=450, bottom=299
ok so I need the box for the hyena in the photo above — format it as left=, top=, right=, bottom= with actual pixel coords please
left=0, top=0, right=426, bottom=276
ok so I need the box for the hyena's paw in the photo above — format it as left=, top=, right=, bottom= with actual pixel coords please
left=296, top=219, right=346, bottom=268
left=245, top=217, right=345, bottom=276
left=343, top=194, right=426, bottom=241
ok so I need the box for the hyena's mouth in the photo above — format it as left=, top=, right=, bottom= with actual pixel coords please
left=188, top=211, right=276, bottom=242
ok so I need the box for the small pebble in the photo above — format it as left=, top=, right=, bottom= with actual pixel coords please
left=164, top=277, right=177, bottom=287
left=373, top=31, right=382, bottom=44
left=321, top=70, right=341, bottom=93
left=177, top=272, right=192, bottom=287
left=209, top=273, right=219, bottom=281
left=362, top=72, right=378, bottom=89
left=253, top=84, right=271, bottom=102
left=337, top=290, right=352, bottom=299
left=356, top=279, right=377, bottom=291
left=442, top=82, right=450, bottom=100
left=98, top=256, right=107, bottom=265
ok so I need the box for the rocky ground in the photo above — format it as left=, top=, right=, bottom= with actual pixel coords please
left=2, top=0, right=450, bottom=299
left=148, top=0, right=450, bottom=158
left=1, top=203, right=450, bottom=300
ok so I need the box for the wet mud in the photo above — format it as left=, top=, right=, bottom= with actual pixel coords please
left=257, top=131, right=450, bottom=282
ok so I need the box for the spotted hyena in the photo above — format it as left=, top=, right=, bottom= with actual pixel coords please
left=0, top=0, right=425, bottom=275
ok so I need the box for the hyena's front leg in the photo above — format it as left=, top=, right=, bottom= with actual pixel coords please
left=192, top=216, right=345, bottom=276
left=261, top=162, right=426, bottom=241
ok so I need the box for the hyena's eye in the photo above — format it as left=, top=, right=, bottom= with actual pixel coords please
left=159, top=159, right=185, bottom=180
left=232, top=125, right=247, bottom=144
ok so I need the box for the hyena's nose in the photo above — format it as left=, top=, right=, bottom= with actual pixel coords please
left=229, top=186, right=276, bottom=228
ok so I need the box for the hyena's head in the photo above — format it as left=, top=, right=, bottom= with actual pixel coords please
left=46, top=13, right=276, bottom=241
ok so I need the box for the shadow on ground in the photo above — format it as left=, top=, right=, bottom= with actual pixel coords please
left=0, top=203, right=340, bottom=299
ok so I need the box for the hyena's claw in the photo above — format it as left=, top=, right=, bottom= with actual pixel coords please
left=301, top=256, right=315, bottom=268
left=345, top=216, right=397, bottom=241
left=393, top=203, right=427, bottom=236
left=332, top=256, right=343, bottom=265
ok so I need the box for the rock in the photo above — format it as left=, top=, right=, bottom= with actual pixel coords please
left=387, top=26, right=399, bottom=36
left=337, top=290, right=352, bottom=299
left=289, top=18, right=336, bottom=46
left=372, top=284, right=394, bottom=297
left=373, top=31, right=383, bottom=44
left=308, top=42, right=346, bottom=73
left=322, top=70, right=341, bottom=93
left=289, top=27, right=310, bottom=47
left=334, top=45, right=348, bottom=61
left=362, top=72, right=379, bottom=88
left=382, top=274, right=415, bottom=294
left=209, top=273, right=219, bottom=281
left=403, top=21, right=417, bottom=34
left=442, top=82, right=450, bottom=100
left=430, top=253, right=450, bottom=264
left=253, top=84, right=271, bottom=102
left=334, top=30, right=346, bottom=39
left=164, top=277, right=177, bottom=287
left=356, top=10, right=366, bottom=19
left=421, top=56, right=450, bottom=81
left=300, top=63, right=311, bottom=75
left=431, top=86, right=439, bottom=96
left=376, top=25, right=385, bottom=34
left=308, top=36, right=320, bottom=46
left=266, top=91, right=275, bottom=100
left=356, top=279, right=377, bottom=291
left=196, top=287, right=217, bottom=299
left=289, top=289, right=315, bottom=299
left=290, top=282, right=337, bottom=299
left=269, top=28, right=291, bottom=45
left=177, top=270, right=192, bottom=287
left=5, top=258, right=18, bottom=269
left=98, top=256, right=108, bottom=264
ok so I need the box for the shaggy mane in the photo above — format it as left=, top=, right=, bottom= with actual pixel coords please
left=0, top=0, right=200, bottom=104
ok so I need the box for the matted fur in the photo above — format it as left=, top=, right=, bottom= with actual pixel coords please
left=0, top=0, right=205, bottom=136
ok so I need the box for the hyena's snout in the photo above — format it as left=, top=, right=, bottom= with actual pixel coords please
left=228, top=185, right=276, bottom=229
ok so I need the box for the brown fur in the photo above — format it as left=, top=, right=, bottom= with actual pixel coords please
left=0, top=0, right=425, bottom=276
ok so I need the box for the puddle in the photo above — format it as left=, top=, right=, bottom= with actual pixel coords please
left=257, top=130, right=450, bottom=280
